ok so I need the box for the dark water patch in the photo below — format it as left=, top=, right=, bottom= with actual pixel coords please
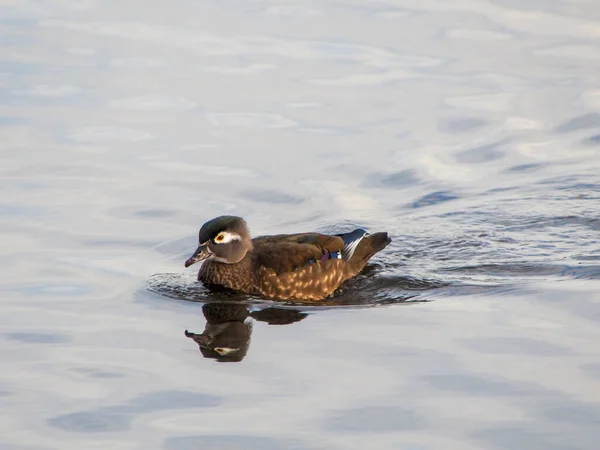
left=381, top=347, right=463, bottom=373
left=439, top=117, right=488, bottom=133
left=439, top=263, right=600, bottom=280
left=435, top=209, right=492, bottom=219
left=439, top=263, right=563, bottom=276
left=0, top=61, right=40, bottom=75
left=240, top=189, right=304, bottom=205
left=456, top=140, right=506, bottom=163
left=409, top=191, right=458, bottom=208
left=536, top=174, right=600, bottom=189
left=461, top=337, right=572, bottom=357
left=485, top=185, right=522, bottom=194
left=88, top=371, right=123, bottom=379
left=0, top=29, right=39, bottom=44
left=5, top=332, right=70, bottom=344
left=125, top=390, right=220, bottom=412
left=3, top=180, right=47, bottom=190
left=580, top=363, right=600, bottom=380
left=48, top=411, right=129, bottom=433
left=2, top=283, right=92, bottom=296
left=0, top=204, right=42, bottom=218
left=327, top=405, right=424, bottom=432
left=121, top=390, right=219, bottom=412
left=554, top=113, right=600, bottom=133
left=574, top=254, right=600, bottom=261
left=533, top=399, right=600, bottom=448
left=401, top=235, right=490, bottom=254
left=84, top=238, right=159, bottom=248
left=163, top=435, right=311, bottom=450
left=48, top=390, right=220, bottom=433
left=423, top=374, right=526, bottom=396
left=557, top=183, right=600, bottom=193
left=72, top=368, right=124, bottom=379
left=543, top=404, right=600, bottom=426
left=0, top=444, right=54, bottom=450
left=582, top=134, right=600, bottom=145
left=426, top=283, right=530, bottom=297
left=565, top=265, right=600, bottom=280
left=109, top=205, right=178, bottom=220
left=501, top=215, right=600, bottom=232
left=134, top=209, right=175, bottom=218
left=505, top=163, right=544, bottom=172
left=363, top=169, right=419, bottom=188
left=473, top=427, right=582, bottom=450
left=0, top=115, right=26, bottom=126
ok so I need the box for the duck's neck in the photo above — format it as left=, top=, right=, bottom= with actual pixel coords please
left=197, top=255, right=256, bottom=294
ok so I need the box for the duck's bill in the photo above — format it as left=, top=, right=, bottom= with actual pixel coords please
left=184, top=329, right=210, bottom=346
left=184, top=244, right=211, bottom=267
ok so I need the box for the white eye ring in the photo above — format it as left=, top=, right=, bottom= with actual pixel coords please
left=213, top=232, right=241, bottom=244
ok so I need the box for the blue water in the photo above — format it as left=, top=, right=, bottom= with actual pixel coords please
left=1, top=1, right=600, bottom=449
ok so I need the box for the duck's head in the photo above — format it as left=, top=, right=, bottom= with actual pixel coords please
left=185, top=216, right=252, bottom=267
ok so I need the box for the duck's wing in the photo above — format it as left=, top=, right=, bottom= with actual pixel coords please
left=253, top=232, right=340, bottom=246
left=253, top=229, right=390, bottom=301
left=254, top=233, right=344, bottom=275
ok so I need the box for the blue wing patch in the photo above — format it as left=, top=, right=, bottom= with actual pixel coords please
left=304, top=228, right=368, bottom=266
left=337, top=228, right=368, bottom=261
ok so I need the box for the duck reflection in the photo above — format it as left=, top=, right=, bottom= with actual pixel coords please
left=185, top=302, right=308, bottom=362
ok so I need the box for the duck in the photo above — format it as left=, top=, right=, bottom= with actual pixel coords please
left=184, top=216, right=391, bottom=301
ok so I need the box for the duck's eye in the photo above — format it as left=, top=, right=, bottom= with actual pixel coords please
left=215, top=233, right=225, bottom=243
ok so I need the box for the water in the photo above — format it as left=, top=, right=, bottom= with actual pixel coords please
left=1, top=0, right=600, bottom=448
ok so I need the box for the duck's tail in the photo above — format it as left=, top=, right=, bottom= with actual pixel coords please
left=337, top=229, right=391, bottom=270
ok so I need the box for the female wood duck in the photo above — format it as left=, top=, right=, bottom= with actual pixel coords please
left=184, top=216, right=391, bottom=301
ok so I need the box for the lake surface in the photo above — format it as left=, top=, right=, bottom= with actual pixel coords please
left=1, top=0, right=600, bottom=448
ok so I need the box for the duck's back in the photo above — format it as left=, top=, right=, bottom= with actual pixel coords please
left=252, top=229, right=391, bottom=300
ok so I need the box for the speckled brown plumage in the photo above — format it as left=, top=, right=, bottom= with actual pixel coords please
left=185, top=216, right=391, bottom=302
